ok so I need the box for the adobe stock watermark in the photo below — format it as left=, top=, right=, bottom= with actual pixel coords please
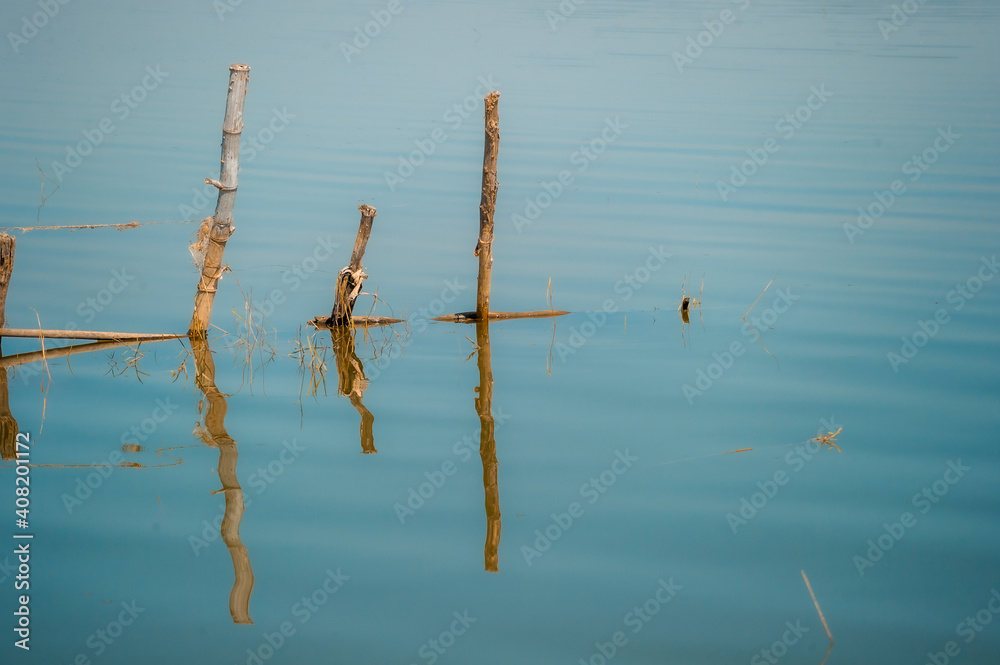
left=365, top=277, right=469, bottom=382
left=238, top=567, right=350, bottom=665
left=923, top=588, right=1000, bottom=665
left=552, top=245, right=670, bottom=364
left=750, top=619, right=810, bottom=665
left=65, top=600, right=145, bottom=663
left=878, top=0, right=930, bottom=41
left=409, top=610, right=476, bottom=665
left=384, top=75, right=500, bottom=191
left=7, top=0, right=73, bottom=54
left=213, top=0, right=244, bottom=21
left=189, top=439, right=306, bottom=556
left=340, top=0, right=410, bottom=63
left=725, top=417, right=840, bottom=534
left=546, top=0, right=586, bottom=31
left=394, top=408, right=511, bottom=524
left=843, top=126, right=960, bottom=244
left=62, top=398, right=179, bottom=515
left=887, top=255, right=996, bottom=373
left=178, top=107, right=295, bottom=219
left=49, top=65, right=169, bottom=184
left=672, top=0, right=752, bottom=73
left=222, top=234, right=341, bottom=341
left=717, top=84, right=832, bottom=202
left=521, top=449, right=638, bottom=567
left=852, top=458, right=970, bottom=577
left=511, top=116, right=627, bottom=234
left=577, top=578, right=682, bottom=665
left=61, top=267, right=136, bottom=331
left=682, top=286, right=799, bottom=404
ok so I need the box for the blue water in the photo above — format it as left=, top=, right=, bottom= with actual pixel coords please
left=1, top=1, right=999, bottom=664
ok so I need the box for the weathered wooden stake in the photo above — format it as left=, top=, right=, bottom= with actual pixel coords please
left=474, top=91, right=500, bottom=321
left=0, top=233, right=14, bottom=354
left=330, top=205, right=377, bottom=326
left=189, top=64, right=250, bottom=338
left=0, top=233, right=17, bottom=461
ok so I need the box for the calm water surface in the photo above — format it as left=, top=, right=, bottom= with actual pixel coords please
left=1, top=1, right=998, bottom=664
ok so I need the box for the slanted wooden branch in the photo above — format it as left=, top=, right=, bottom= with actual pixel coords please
left=189, top=64, right=251, bottom=338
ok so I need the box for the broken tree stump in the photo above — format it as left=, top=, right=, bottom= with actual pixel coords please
left=474, top=91, right=500, bottom=321
left=330, top=205, right=377, bottom=326
left=189, top=63, right=251, bottom=338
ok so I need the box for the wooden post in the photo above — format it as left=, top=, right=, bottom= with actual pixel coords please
left=189, top=64, right=251, bottom=338
left=475, top=319, right=501, bottom=572
left=330, top=205, right=377, bottom=326
left=474, top=91, right=500, bottom=321
left=0, top=233, right=17, bottom=461
left=0, top=233, right=14, bottom=354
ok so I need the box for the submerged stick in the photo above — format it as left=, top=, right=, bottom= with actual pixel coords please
left=330, top=205, right=377, bottom=326
left=474, top=91, right=500, bottom=321
left=433, top=309, right=568, bottom=323
left=189, top=64, right=251, bottom=338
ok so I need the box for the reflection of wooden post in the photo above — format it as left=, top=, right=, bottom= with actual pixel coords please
left=0, top=369, right=15, bottom=462
left=331, top=205, right=377, bottom=326
left=475, top=319, right=501, bottom=572
left=189, top=64, right=250, bottom=338
left=190, top=336, right=254, bottom=623
left=330, top=327, right=376, bottom=454
left=474, top=92, right=500, bottom=321
left=0, top=233, right=16, bottom=461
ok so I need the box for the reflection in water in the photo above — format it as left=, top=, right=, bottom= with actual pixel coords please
left=190, top=336, right=255, bottom=624
left=330, top=326, right=377, bottom=454
left=475, top=320, right=501, bottom=573
left=0, top=368, right=16, bottom=461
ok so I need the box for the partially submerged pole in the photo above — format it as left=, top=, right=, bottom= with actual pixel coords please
left=474, top=91, right=500, bottom=321
left=189, top=64, right=251, bottom=338
left=330, top=205, right=377, bottom=326
left=0, top=233, right=14, bottom=355
left=0, top=233, right=17, bottom=461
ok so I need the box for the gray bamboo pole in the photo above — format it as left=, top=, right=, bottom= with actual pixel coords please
left=189, top=64, right=251, bottom=338
left=330, top=205, right=377, bottom=326
left=474, top=91, right=500, bottom=321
